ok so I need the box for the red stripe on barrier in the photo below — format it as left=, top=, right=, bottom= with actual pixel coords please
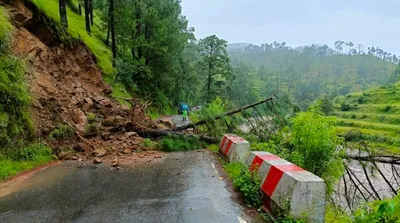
left=276, top=165, right=304, bottom=172
left=262, top=165, right=284, bottom=197
left=261, top=164, right=304, bottom=197
left=224, top=140, right=233, bottom=155
left=250, top=155, right=264, bottom=171
left=263, top=193, right=272, bottom=211
left=261, top=154, right=281, bottom=161
left=219, top=136, right=227, bottom=151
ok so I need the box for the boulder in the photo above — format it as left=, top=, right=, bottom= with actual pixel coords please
left=102, top=116, right=125, bottom=127
left=93, top=157, right=102, bottom=164
left=84, top=97, right=94, bottom=105
left=92, top=148, right=107, bottom=157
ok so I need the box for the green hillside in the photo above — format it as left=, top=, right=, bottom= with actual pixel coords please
left=333, top=83, right=400, bottom=153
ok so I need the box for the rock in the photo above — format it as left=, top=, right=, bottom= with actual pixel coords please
left=71, top=108, right=87, bottom=129
left=84, top=97, right=93, bottom=105
left=125, top=132, right=138, bottom=138
left=102, top=116, right=125, bottom=127
left=158, top=119, right=174, bottom=129
left=78, top=158, right=83, bottom=162
left=117, top=166, right=123, bottom=170
left=72, top=156, right=78, bottom=160
left=154, top=155, right=162, bottom=159
left=101, top=132, right=112, bottom=141
left=102, top=86, right=112, bottom=95
left=92, top=148, right=107, bottom=157
left=139, top=155, right=144, bottom=158
left=112, top=158, right=119, bottom=167
left=74, top=143, right=89, bottom=152
left=58, top=152, right=70, bottom=160
left=123, top=148, right=132, bottom=154
left=93, top=157, right=102, bottom=164
left=155, top=123, right=169, bottom=130
left=147, top=159, right=152, bottom=162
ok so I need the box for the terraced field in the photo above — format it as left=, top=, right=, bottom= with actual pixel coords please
left=334, top=83, right=400, bottom=153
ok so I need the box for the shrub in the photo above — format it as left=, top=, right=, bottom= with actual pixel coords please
left=341, top=103, right=352, bottom=111
left=157, top=135, right=205, bottom=152
left=87, top=113, right=101, bottom=124
left=49, top=125, right=74, bottom=140
left=357, top=96, right=366, bottom=104
left=85, top=123, right=100, bottom=136
left=353, top=194, right=400, bottom=222
left=224, top=162, right=262, bottom=208
left=381, top=105, right=392, bottom=112
left=141, top=138, right=156, bottom=149
left=351, top=114, right=357, bottom=119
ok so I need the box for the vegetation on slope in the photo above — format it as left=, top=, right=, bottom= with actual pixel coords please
left=334, top=83, right=400, bottom=153
left=0, top=7, right=54, bottom=181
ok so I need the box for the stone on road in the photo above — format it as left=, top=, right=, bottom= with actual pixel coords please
left=0, top=151, right=257, bottom=223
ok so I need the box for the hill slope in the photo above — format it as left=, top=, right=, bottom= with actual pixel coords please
left=228, top=43, right=397, bottom=109
left=334, top=83, right=400, bottom=153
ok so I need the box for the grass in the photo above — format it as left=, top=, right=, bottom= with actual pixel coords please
left=157, top=135, right=206, bottom=152
left=30, top=0, right=131, bottom=99
left=0, top=143, right=55, bottom=181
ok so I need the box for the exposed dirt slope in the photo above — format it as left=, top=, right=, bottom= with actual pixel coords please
left=5, top=0, right=153, bottom=161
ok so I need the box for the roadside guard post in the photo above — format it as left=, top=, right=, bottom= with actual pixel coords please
left=220, top=134, right=326, bottom=223
left=219, top=134, right=250, bottom=163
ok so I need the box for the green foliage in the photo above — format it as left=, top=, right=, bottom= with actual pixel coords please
left=141, top=138, right=156, bottom=149
left=0, top=8, right=34, bottom=146
left=224, top=162, right=262, bottom=208
left=325, top=205, right=352, bottom=223
left=353, top=194, right=400, bottom=223
left=207, top=144, right=219, bottom=153
left=49, top=125, right=74, bottom=140
left=157, top=135, right=205, bottom=152
left=84, top=123, right=100, bottom=136
left=0, top=143, right=54, bottom=181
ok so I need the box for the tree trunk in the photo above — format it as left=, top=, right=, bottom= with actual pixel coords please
left=78, top=3, right=82, bottom=15
left=110, top=0, right=116, bottom=61
left=84, top=0, right=91, bottom=34
left=105, top=7, right=111, bottom=46
left=207, top=60, right=212, bottom=103
left=59, top=0, right=68, bottom=28
left=89, top=0, right=94, bottom=26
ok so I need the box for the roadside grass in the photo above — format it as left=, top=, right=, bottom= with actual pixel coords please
left=157, top=135, right=206, bottom=152
left=223, top=162, right=262, bottom=208
left=0, top=143, right=55, bottom=181
left=30, top=0, right=131, bottom=99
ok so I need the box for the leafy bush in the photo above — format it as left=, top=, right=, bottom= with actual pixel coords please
left=157, top=135, right=205, bottom=152
left=224, top=162, right=262, bottom=208
left=85, top=123, right=100, bottom=136
left=354, top=194, right=400, bottom=222
left=357, top=96, right=367, bottom=104
left=341, top=103, right=352, bottom=111
left=141, top=138, right=156, bottom=149
left=87, top=113, right=102, bottom=124
left=207, top=144, right=219, bottom=153
left=49, top=125, right=74, bottom=140
left=381, top=105, right=392, bottom=113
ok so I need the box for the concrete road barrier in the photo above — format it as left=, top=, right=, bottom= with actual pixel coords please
left=247, top=151, right=325, bottom=223
left=219, top=134, right=250, bottom=163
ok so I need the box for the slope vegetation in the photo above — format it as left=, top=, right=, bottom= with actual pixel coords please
left=334, top=83, right=400, bottom=153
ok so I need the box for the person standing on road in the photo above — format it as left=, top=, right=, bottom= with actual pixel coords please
left=182, top=109, right=188, bottom=122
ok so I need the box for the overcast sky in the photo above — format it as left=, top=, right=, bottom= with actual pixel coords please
left=181, top=0, right=400, bottom=55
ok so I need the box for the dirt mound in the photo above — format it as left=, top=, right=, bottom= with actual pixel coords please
left=6, top=1, right=152, bottom=159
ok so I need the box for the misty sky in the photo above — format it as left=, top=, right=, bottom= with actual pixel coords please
left=181, top=0, right=400, bottom=55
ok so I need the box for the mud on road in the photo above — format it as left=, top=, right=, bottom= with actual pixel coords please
left=0, top=150, right=259, bottom=223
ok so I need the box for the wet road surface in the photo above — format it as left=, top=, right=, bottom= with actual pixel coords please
left=0, top=151, right=257, bottom=223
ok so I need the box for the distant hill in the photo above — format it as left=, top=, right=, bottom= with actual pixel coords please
left=227, top=42, right=397, bottom=109
left=333, top=82, right=400, bottom=153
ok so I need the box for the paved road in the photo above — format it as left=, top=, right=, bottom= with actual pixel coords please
left=0, top=151, right=257, bottom=223
left=171, top=115, right=191, bottom=128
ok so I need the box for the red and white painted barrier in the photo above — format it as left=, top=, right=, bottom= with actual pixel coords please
left=219, top=134, right=250, bottom=163
left=246, top=151, right=325, bottom=223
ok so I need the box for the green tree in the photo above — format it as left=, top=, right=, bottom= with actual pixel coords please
left=198, top=35, right=231, bottom=102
